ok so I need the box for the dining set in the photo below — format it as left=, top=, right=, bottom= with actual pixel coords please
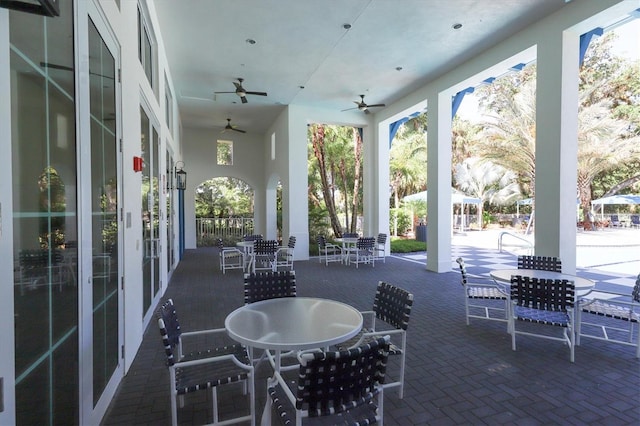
left=318, top=232, right=387, bottom=268
left=157, top=271, right=414, bottom=426
left=218, top=234, right=296, bottom=274
left=456, top=255, right=640, bottom=363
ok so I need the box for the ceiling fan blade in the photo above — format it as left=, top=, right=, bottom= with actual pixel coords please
left=244, top=91, right=267, bottom=96
left=233, top=81, right=242, bottom=90
left=214, top=91, right=235, bottom=94
left=341, top=107, right=359, bottom=112
left=240, top=96, right=248, bottom=104
left=366, top=103, right=385, bottom=108
left=232, top=127, right=247, bottom=133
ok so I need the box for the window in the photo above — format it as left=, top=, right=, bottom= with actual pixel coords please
left=271, top=132, right=276, bottom=160
left=165, top=75, right=173, bottom=132
left=137, top=6, right=154, bottom=88
left=217, top=140, right=233, bottom=165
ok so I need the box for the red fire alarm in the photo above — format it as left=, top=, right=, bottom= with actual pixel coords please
left=133, top=156, right=143, bottom=172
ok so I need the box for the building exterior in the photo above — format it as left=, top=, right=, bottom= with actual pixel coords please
left=0, top=0, right=636, bottom=424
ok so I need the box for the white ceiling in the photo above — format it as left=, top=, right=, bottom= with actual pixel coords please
left=153, top=0, right=571, bottom=134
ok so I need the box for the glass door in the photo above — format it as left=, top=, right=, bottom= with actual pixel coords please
left=141, top=108, right=160, bottom=315
left=88, top=16, right=120, bottom=409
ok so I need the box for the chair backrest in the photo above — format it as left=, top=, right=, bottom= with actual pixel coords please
left=287, top=236, right=296, bottom=249
left=376, top=233, right=387, bottom=245
left=632, top=273, right=640, bottom=303
left=158, top=298, right=181, bottom=366
left=216, top=238, right=224, bottom=250
left=316, top=235, right=328, bottom=249
left=294, top=336, right=390, bottom=416
left=243, top=234, right=263, bottom=242
left=372, top=281, right=414, bottom=330
left=517, top=255, right=562, bottom=273
left=253, top=239, right=279, bottom=255
left=357, top=237, right=375, bottom=250
left=509, top=275, right=574, bottom=312
left=244, top=271, right=296, bottom=304
left=631, top=215, right=640, bottom=224
left=343, top=232, right=359, bottom=238
left=455, top=257, right=468, bottom=286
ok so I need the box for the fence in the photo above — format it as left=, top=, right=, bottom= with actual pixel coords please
left=196, top=217, right=254, bottom=246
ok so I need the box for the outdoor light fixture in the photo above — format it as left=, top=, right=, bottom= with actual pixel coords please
left=174, top=161, right=187, bottom=190
left=0, top=0, right=60, bottom=16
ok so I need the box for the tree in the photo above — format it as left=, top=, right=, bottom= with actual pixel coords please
left=455, top=157, right=521, bottom=228
left=308, top=124, right=362, bottom=237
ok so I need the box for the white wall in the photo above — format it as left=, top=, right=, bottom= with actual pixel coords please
left=183, top=127, right=265, bottom=248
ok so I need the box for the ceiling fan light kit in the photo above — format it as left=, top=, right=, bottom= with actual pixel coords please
left=214, top=78, right=267, bottom=104
left=341, top=94, right=386, bottom=114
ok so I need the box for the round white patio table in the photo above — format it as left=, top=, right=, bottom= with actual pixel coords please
left=490, top=269, right=595, bottom=297
left=236, top=240, right=255, bottom=271
left=335, top=237, right=359, bottom=264
left=225, top=297, right=363, bottom=372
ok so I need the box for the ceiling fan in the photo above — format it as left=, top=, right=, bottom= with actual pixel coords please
left=342, top=94, right=386, bottom=114
left=214, top=78, right=267, bottom=104
left=221, top=118, right=246, bottom=133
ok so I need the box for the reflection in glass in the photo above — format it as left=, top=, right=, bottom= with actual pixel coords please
left=10, top=6, right=79, bottom=425
left=89, top=18, right=119, bottom=407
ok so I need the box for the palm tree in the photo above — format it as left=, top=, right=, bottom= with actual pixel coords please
left=455, top=157, right=521, bottom=228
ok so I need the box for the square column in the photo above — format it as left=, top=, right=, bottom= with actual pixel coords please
left=535, top=29, right=580, bottom=273
left=426, top=90, right=453, bottom=272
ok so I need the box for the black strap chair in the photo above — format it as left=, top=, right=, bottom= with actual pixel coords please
left=509, top=275, right=576, bottom=362
left=577, top=273, right=640, bottom=358
left=316, top=235, right=342, bottom=265
left=158, top=299, right=255, bottom=425
left=264, top=336, right=390, bottom=426
left=456, top=257, right=509, bottom=326
left=517, top=255, right=562, bottom=272
left=243, top=270, right=296, bottom=305
left=335, top=281, right=413, bottom=398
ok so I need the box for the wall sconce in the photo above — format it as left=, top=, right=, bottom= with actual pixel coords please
left=175, top=161, right=187, bottom=190
left=133, top=156, right=143, bottom=172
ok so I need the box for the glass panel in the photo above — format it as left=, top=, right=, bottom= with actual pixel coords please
left=152, top=128, right=160, bottom=295
left=141, top=107, right=151, bottom=314
left=10, top=6, right=79, bottom=425
left=166, top=151, right=173, bottom=272
left=89, top=18, right=119, bottom=407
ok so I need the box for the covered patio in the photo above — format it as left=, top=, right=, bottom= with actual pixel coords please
left=102, top=246, right=639, bottom=425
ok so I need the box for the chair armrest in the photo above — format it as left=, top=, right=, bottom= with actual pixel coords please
left=173, top=351, right=253, bottom=371
left=180, top=327, right=226, bottom=338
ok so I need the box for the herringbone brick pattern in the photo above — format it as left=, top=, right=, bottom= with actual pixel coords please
left=101, top=247, right=640, bottom=425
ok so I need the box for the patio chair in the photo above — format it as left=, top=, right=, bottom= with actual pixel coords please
left=334, top=281, right=413, bottom=398
left=275, top=236, right=296, bottom=271
left=576, top=273, right=640, bottom=358
left=517, top=255, right=562, bottom=272
left=251, top=239, right=278, bottom=272
left=349, top=237, right=376, bottom=268
left=375, top=233, right=387, bottom=263
left=630, top=215, right=640, bottom=229
left=316, top=235, right=342, bottom=265
left=263, top=336, right=390, bottom=426
left=216, top=238, right=245, bottom=274
left=243, top=270, right=296, bottom=305
left=610, top=214, right=622, bottom=228
left=243, top=234, right=263, bottom=242
left=509, top=275, right=576, bottom=362
left=158, top=299, right=255, bottom=426
left=456, top=257, right=509, bottom=326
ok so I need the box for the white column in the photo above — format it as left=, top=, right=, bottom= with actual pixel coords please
left=426, top=90, right=453, bottom=272
left=535, top=29, right=580, bottom=273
